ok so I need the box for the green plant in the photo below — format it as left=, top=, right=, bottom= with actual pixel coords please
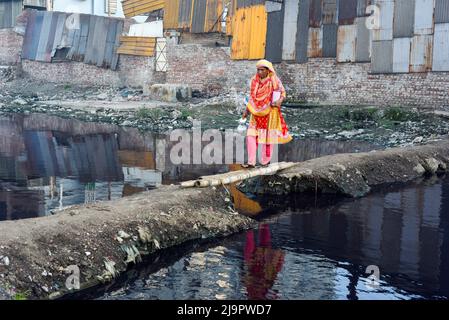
left=383, top=107, right=418, bottom=122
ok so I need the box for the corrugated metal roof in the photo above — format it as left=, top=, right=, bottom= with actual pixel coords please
left=392, top=37, right=411, bottom=73
left=435, top=0, right=449, bottom=23
left=337, top=24, right=356, bottom=62
left=357, top=0, right=373, bottom=17
left=372, top=0, right=394, bottom=41
left=322, top=0, right=337, bottom=24
left=296, top=0, right=310, bottom=63
left=122, top=0, right=165, bottom=18
left=309, top=0, right=322, bottom=27
left=355, top=17, right=371, bottom=62
left=191, top=0, right=207, bottom=33
left=308, top=27, right=322, bottom=57
left=371, top=40, right=393, bottom=73
left=433, top=23, right=449, bottom=71
left=322, top=23, right=337, bottom=57
left=282, top=0, right=299, bottom=61
left=414, top=0, right=434, bottom=34
left=410, top=34, right=433, bottom=72
left=231, top=4, right=267, bottom=60
left=21, top=11, right=123, bottom=70
left=164, top=0, right=180, bottom=29
left=339, top=0, right=358, bottom=25
left=0, top=0, right=22, bottom=29
left=265, top=0, right=284, bottom=63
left=393, top=0, right=415, bottom=38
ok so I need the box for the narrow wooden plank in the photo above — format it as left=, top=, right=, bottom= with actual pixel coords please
left=111, top=20, right=124, bottom=70
left=95, top=17, right=110, bottom=67
left=104, top=19, right=118, bottom=69
left=77, top=14, right=90, bottom=61
left=84, top=15, right=97, bottom=64
left=51, top=13, right=67, bottom=58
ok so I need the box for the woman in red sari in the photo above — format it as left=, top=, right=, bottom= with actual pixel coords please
left=242, top=60, right=292, bottom=167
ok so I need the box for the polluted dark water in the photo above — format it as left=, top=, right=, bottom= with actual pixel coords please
left=0, top=113, right=376, bottom=221
left=3, top=113, right=448, bottom=300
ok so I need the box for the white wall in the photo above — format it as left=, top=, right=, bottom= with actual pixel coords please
left=52, top=0, right=125, bottom=18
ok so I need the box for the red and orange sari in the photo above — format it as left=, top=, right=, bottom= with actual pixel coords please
left=246, top=60, right=292, bottom=145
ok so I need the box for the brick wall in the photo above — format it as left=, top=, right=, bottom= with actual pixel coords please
left=167, top=43, right=449, bottom=109
left=0, top=29, right=22, bottom=65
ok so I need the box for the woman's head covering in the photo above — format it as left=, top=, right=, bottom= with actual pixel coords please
left=256, top=59, right=275, bottom=74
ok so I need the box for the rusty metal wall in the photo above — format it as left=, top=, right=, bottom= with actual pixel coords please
left=373, top=0, right=394, bottom=41
left=435, top=0, right=449, bottom=24
left=339, top=0, right=358, bottom=25
left=230, top=4, right=267, bottom=60
left=204, top=0, right=223, bottom=33
left=282, top=0, right=299, bottom=61
left=355, top=16, right=371, bottom=62
left=322, top=0, right=337, bottom=24
left=191, top=0, right=208, bottom=33
left=410, top=34, right=433, bottom=72
left=433, top=23, right=449, bottom=71
left=393, top=0, right=415, bottom=38
left=0, top=0, right=22, bottom=29
left=392, top=37, right=410, bottom=73
left=296, top=0, right=310, bottom=63
left=322, top=23, right=337, bottom=57
left=265, top=0, right=284, bottom=63
left=164, top=0, right=180, bottom=29
left=414, top=0, right=434, bottom=35
left=178, top=0, right=193, bottom=29
left=337, top=24, right=356, bottom=62
left=21, top=11, right=123, bottom=70
left=309, top=0, right=322, bottom=27
left=371, top=40, right=393, bottom=73
left=357, top=0, right=373, bottom=16
left=308, top=27, right=322, bottom=57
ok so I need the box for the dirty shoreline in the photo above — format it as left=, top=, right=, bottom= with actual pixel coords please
left=0, top=186, right=255, bottom=300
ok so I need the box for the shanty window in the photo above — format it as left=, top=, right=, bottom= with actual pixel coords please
left=105, top=0, right=118, bottom=15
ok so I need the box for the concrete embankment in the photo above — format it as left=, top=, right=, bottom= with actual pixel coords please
left=250, top=138, right=449, bottom=197
left=0, top=186, right=255, bottom=300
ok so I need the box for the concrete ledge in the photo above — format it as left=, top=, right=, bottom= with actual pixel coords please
left=147, top=84, right=192, bottom=102
left=251, top=138, right=449, bottom=197
left=0, top=186, right=254, bottom=299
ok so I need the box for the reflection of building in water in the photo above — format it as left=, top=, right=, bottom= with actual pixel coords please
left=275, top=180, right=449, bottom=298
left=0, top=189, right=45, bottom=221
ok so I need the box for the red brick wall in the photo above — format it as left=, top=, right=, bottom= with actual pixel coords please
left=0, top=29, right=23, bottom=65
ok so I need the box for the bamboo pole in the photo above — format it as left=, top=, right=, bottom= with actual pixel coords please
left=180, top=162, right=297, bottom=188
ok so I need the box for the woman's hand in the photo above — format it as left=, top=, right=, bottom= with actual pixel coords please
left=272, top=99, right=283, bottom=108
left=242, top=109, right=248, bottom=119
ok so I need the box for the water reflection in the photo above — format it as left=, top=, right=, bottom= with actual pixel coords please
left=87, top=177, right=449, bottom=300
left=0, top=113, right=377, bottom=221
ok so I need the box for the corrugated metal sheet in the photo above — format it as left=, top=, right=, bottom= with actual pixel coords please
left=432, top=23, right=449, bottom=71
left=357, top=0, right=373, bottom=17
left=204, top=0, right=223, bottom=32
left=309, top=0, right=322, bottom=27
left=308, top=27, right=322, bottom=57
left=231, top=4, right=267, bottom=60
left=122, top=0, right=165, bottom=18
left=322, top=0, right=337, bottom=24
left=282, top=0, right=299, bottom=61
left=0, top=0, right=22, bottom=29
left=265, top=0, right=284, bottom=63
left=164, top=0, right=180, bottom=29
left=393, top=0, right=415, bottom=38
left=178, top=0, right=193, bottom=29
left=21, top=11, right=123, bottom=70
left=296, top=0, right=310, bottom=63
left=414, top=0, right=435, bottom=34
left=339, top=0, right=358, bottom=25
left=372, top=0, right=394, bottom=41
left=392, top=37, right=411, bottom=73
left=435, top=0, right=449, bottom=23
left=410, top=34, right=433, bottom=72
left=236, top=0, right=264, bottom=9
left=355, top=17, right=371, bottom=62
left=371, top=40, right=393, bottom=73
left=23, top=0, right=46, bottom=7
left=191, top=0, right=207, bottom=33
left=117, top=36, right=156, bottom=56
left=322, top=23, right=337, bottom=57
left=337, top=24, right=356, bottom=62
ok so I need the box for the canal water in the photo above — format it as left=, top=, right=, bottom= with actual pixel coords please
left=2, top=113, right=448, bottom=300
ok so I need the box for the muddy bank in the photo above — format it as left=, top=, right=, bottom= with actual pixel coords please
left=0, top=186, right=255, bottom=300
left=243, top=138, right=449, bottom=198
